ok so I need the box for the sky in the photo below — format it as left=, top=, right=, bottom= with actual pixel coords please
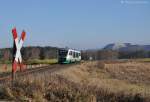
left=0, top=0, right=150, bottom=50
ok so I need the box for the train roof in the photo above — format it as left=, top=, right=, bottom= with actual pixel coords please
left=59, top=48, right=80, bottom=53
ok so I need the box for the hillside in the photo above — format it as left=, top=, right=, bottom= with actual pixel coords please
left=104, top=43, right=150, bottom=52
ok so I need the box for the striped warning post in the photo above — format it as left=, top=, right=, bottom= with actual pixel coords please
left=12, top=28, right=26, bottom=74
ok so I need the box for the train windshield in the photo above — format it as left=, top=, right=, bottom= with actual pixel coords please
left=59, top=50, right=68, bottom=57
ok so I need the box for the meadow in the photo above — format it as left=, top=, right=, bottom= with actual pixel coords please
left=0, top=60, right=150, bottom=102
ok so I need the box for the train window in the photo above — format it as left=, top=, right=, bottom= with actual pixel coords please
left=75, top=52, right=78, bottom=58
left=73, top=52, right=76, bottom=58
left=79, top=53, right=81, bottom=56
left=69, top=51, right=72, bottom=55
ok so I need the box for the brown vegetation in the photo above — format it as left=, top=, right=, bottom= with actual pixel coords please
left=56, top=61, right=150, bottom=101
left=0, top=61, right=150, bottom=102
left=0, top=73, right=149, bottom=102
left=105, top=62, right=150, bottom=85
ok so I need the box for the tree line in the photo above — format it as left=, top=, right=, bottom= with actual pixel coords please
left=0, top=47, right=150, bottom=62
left=81, top=50, right=150, bottom=60
left=0, top=46, right=58, bottom=62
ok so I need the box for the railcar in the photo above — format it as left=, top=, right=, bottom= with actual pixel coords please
left=58, top=49, right=81, bottom=64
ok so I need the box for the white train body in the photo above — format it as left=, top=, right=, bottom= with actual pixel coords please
left=58, top=49, right=81, bottom=64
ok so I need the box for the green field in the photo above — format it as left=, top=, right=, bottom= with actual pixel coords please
left=136, top=58, right=150, bottom=62
left=0, top=59, right=58, bottom=73
left=26, top=59, right=58, bottom=65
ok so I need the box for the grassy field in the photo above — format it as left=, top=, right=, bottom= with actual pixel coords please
left=136, top=58, right=150, bottom=62
left=0, top=59, right=58, bottom=73
left=0, top=64, right=12, bottom=73
left=26, top=59, right=58, bottom=65
left=0, top=60, right=150, bottom=102
left=55, top=60, right=150, bottom=101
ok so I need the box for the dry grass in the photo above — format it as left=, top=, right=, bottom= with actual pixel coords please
left=105, top=62, right=150, bottom=85
left=0, top=73, right=94, bottom=102
left=0, top=60, right=150, bottom=102
left=0, top=72, right=149, bottom=102
left=0, top=64, right=12, bottom=73
left=56, top=61, right=150, bottom=100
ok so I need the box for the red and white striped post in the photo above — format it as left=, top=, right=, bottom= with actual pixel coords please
left=12, top=28, right=26, bottom=80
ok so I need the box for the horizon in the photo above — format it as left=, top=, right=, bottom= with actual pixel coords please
left=0, top=0, right=150, bottom=49
left=1, top=42, right=150, bottom=51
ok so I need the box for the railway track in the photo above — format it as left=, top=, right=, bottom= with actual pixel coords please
left=0, top=64, right=74, bottom=84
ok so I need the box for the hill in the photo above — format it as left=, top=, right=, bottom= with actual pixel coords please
left=103, top=43, right=150, bottom=52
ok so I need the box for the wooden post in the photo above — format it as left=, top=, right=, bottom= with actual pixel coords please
left=12, top=40, right=16, bottom=85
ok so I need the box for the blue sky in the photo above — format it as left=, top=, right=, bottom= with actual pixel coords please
left=0, top=0, right=150, bottom=49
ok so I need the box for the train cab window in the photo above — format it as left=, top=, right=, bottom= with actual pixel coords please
left=59, top=50, right=68, bottom=57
